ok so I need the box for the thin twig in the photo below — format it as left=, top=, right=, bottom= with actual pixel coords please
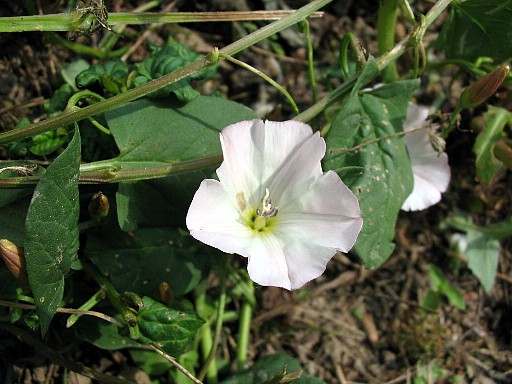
left=148, top=343, right=203, bottom=384
left=0, top=299, right=123, bottom=327
left=329, top=124, right=432, bottom=154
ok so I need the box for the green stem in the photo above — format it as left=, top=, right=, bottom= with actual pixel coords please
left=296, top=0, right=453, bottom=123
left=98, top=0, right=166, bottom=51
left=236, top=279, right=254, bottom=371
left=0, top=10, right=324, bottom=33
left=44, top=32, right=129, bottom=59
left=301, top=20, right=317, bottom=104
left=82, top=262, right=140, bottom=339
left=66, top=288, right=106, bottom=328
left=0, top=154, right=223, bottom=188
left=195, top=281, right=218, bottom=383
left=0, top=0, right=333, bottom=145
left=377, top=0, right=400, bottom=82
left=197, top=272, right=227, bottom=383
left=220, top=52, right=299, bottom=114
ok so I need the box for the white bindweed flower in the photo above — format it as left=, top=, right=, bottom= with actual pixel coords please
left=186, top=119, right=363, bottom=290
left=401, top=104, right=451, bottom=211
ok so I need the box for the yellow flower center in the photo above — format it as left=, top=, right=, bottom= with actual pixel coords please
left=240, top=188, right=278, bottom=235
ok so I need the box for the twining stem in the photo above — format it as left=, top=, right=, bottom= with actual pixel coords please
left=0, top=10, right=324, bottom=33
left=148, top=343, right=204, bottom=384
left=82, top=262, right=140, bottom=339
left=377, top=0, right=400, bottom=82
left=220, top=52, right=299, bottom=114
left=65, top=288, right=109, bottom=327
left=0, top=0, right=454, bottom=186
left=0, top=0, right=333, bottom=145
left=301, top=20, right=317, bottom=104
left=98, top=0, right=167, bottom=52
left=329, top=124, right=434, bottom=154
left=0, top=298, right=122, bottom=327
left=295, top=0, right=454, bottom=123
left=0, top=155, right=224, bottom=188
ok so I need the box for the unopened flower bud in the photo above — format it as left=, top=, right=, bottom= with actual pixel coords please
left=158, top=282, right=174, bottom=306
left=428, top=129, right=446, bottom=156
left=88, top=192, right=109, bottom=219
left=458, top=66, right=510, bottom=110
left=0, top=239, right=28, bottom=284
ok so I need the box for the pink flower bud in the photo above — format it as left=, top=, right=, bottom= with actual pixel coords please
left=458, top=66, right=510, bottom=110
left=0, top=239, right=28, bottom=284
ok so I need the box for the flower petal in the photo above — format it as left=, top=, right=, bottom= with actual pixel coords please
left=277, top=171, right=362, bottom=251
left=216, top=119, right=317, bottom=207
left=266, top=131, right=326, bottom=208
left=245, top=235, right=292, bottom=290
left=186, top=179, right=252, bottom=255
left=402, top=104, right=451, bottom=211
left=280, top=240, right=338, bottom=290
left=403, top=104, right=430, bottom=132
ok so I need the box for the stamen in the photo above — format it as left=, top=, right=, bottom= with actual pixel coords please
left=236, top=192, right=247, bottom=211
left=259, top=188, right=278, bottom=217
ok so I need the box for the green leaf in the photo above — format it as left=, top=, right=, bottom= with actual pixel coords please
left=133, top=38, right=217, bottom=101
left=349, top=56, right=380, bottom=97
left=76, top=59, right=132, bottom=95
left=130, top=349, right=176, bottom=376
left=85, top=222, right=208, bottom=297
left=103, top=95, right=255, bottom=230
left=116, top=171, right=215, bottom=231
left=324, top=80, right=419, bottom=268
left=441, top=282, right=465, bottom=310
left=466, top=229, right=500, bottom=293
left=473, top=106, right=511, bottom=185
left=75, top=316, right=141, bottom=350
left=105, top=95, right=256, bottom=164
left=137, top=296, right=204, bottom=356
left=442, top=214, right=512, bottom=240
left=428, top=265, right=465, bottom=310
left=435, top=0, right=512, bottom=62
left=220, top=354, right=326, bottom=384
left=44, top=83, right=75, bottom=115
left=421, top=290, right=441, bottom=311
left=24, top=128, right=81, bottom=336
left=61, top=59, right=90, bottom=90
left=29, top=128, right=69, bottom=156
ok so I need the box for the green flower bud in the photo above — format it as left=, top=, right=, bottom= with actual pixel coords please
left=0, top=239, right=28, bottom=284
left=458, top=66, right=510, bottom=110
left=88, top=192, right=110, bottom=219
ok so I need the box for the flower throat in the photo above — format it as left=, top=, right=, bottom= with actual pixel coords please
left=244, top=188, right=278, bottom=234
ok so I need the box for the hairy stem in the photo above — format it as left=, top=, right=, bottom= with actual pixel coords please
left=296, top=0, right=453, bottom=123
left=0, top=0, right=332, bottom=145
